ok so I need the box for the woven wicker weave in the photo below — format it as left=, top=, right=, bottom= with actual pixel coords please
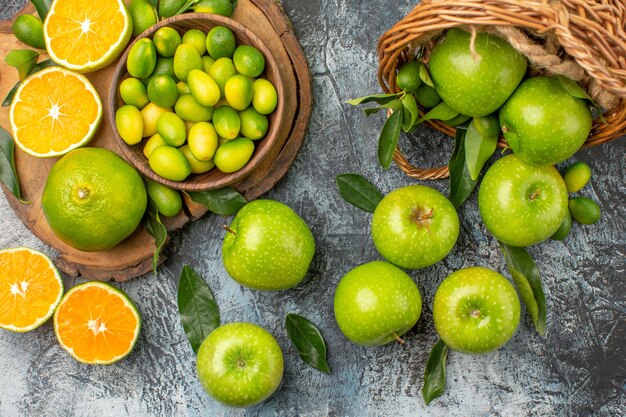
left=377, top=0, right=626, bottom=179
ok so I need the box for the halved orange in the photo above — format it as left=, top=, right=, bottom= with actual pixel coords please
left=0, top=247, right=63, bottom=332
left=44, top=0, right=132, bottom=73
left=10, top=66, right=102, bottom=158
left=54, top=282, right=141, bottom=364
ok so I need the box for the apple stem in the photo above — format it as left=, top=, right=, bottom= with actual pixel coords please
left=469, top=27, right=481, bottom=61
left=529, top=189, right=542, bottom=201
left=222, top=225, right=237, bottom=235
left=392, top=332, right=405, bottom=345
left=501, top=126, right=509, bottom=133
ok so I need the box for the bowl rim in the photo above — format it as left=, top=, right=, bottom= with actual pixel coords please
left=107, top=13, right=286, bottom=192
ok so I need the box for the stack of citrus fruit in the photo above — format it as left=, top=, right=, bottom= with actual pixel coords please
left=116, top=24, right=279, bottom=182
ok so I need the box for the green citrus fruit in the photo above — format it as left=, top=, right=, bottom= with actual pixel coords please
left=563, top=161, right=592, bottom=193
left=128, top=0, right=158, bottom=38
left=202, top=56, right=215, bottom=73
left=213, top=105, right=240, bottom=139
left=194, top=0, right=232, bottom=16
left=206, top=26, right=236, bottom=59
left=396, top=60, right=421, bottom=92
left=120, top=77, right=149, bottom=109
left=551, top=210, right=572, bottom=241
left=180, top=145, right=215, bottom=174
left=153, top=27, right=182, bottom=58
left=127, top=38, right=157, bottom=79
left=233, top=45, right=265, bottom=78
left=252, top=79, right=277, bottom=115
left=174, top=44, right=203, bottom=82
left=12, top=14, right=45, bottom=49
left=141, top=103, right=172, bottom=137
left=214, top=137, right=254, bottom=173
left=415, top=83, right=441, bottom=108
left=158, top=0, right=189, bottom=18
left=569, top=197, right=601, bottom=225
left=41, top=148, right=147, bottom=251
left=224, top=75, right=253, bottom=110
left=157, top=112, right=187, bottom=146
left=175, top=94, right=214, bottom=122
left=182, top=29, right=207, bottom=56
left=188, top=122, right=218, bottom=161
left=146, top=180, right=182, bottom=217
left=188, top=69, right=221, bottom=107
left=208, top=57, right=236, bottom=96
left=148, top=74, right=179, bottom=108
left=239, top=107, right=268, bottom=140
left=151, top=57, right=177, bottom=80
left=177, top=81, right=191, bottom=95
left=115, top=105, right=144, bottom=145
left=149, top=146, right=191, bottom=181
left=143, top=133, right=167, bottom=158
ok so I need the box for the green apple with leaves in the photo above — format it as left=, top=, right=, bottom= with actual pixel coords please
left=222, top=200, right=315, bottom=290
left=196, top=322, right=283, bottom=407
left=334, top=261, right=422, bottom=346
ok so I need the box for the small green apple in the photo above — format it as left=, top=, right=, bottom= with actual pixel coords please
left=196, top=322, right=284, bottom=407
left=499, top=76, right=592, bottom=166
left=334, top=261, right=422, bottom=346
left=371, top=185, right=459, bottom=269
left=478, top=154, right=568, bottom=247
left=429, top=28, right=527, bottom=117
left=222, top=200, right=315, bottom=290
left=433, top=267, right=520, bottom=354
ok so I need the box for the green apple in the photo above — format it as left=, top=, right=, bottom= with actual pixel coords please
left=478, top=154, right=568, bottom=247
left=499, top=76, right=592, bottom=166
left=222, top=200, right=315, bottom=290
left=196, top=322, right=283, bottom=407
left=429, top=28, right=527, bottom=117
left=433, top=267, right=520, bottom=354
left=334, top=261, right=422, bottom=346
left=371, top=185, right=459, bottom=270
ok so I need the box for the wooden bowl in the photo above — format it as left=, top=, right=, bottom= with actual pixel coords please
left=107, top=13, right=285, bottom=191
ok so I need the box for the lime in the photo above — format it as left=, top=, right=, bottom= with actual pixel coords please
left=213, top=105, right=240, bottom=139
left=239, top=107, right=268, bottom=140
left=174, top=44, right=203, bottom=82
left=206, top=26, right=236, bottom=59
left=141, top=103, right=172, bottom=137
left=188, top=122, right=218, bottom=161
left=194, top=0, right=233, bottom=16
left=214, top=137, right=254, bottom=173
left=148, top=75, right=180, bottom=108
left=182, top=29, right=207, bottom=56
left=116, top=105, right=144, bottom=145
left=202, top=56, right=216, bottom=73
left=143, top=133, right=167, bottom=158
left=218, top=136, right=231, bottom=146
left=41, top=148, right=147, bottom=251
left=158, top=0, right=189, bottom=18
left=149, top=146, right=191, bottom=181
left=157, top=112, right=187, bottom=146
left=252, top=79, right=278, bottom=114
left=233, top=45, right=265, bottom=78
left=187, top=69, right=221, bottom=107
left=396, top=61, right=421, bottom=92
left=569, top=197, right=601, bottom=225
left=175, top=94, right=214, bottom=122
left=120, top=77, right=149, bottom=109
left=128, top=0, right=158, bottom=37
left=416, top=83, right=441, bottom=108
left=209, top=57, right=236, bottom=96
left=152, top=57, right=177, bottom=80
left=146, top=180, right=182, bottom=217
left=224, top=75, right=253, bottom=110
left=12, top=14, right=45, bottom=49
left=153, top=27, right=182, bottom=58
left=551, top=210, right=572, bottom=241
left=180, top=145, right=215, bottom=174
left=127, top=38, right=157, bottom=79
left=177, top=81, right=191, bottom=95
left=563, top=161, right=592, bottom=193
left=185, top=121, right=195, bottom=136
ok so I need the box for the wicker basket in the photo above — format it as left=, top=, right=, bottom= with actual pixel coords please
left=377, top=0, right=626, bottom=180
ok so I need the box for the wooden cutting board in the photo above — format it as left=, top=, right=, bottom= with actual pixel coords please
left=0, top=0, right=312, bottom=281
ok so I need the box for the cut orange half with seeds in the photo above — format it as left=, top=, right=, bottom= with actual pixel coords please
left=0, top=247, right=63, bottom=332
left=54, top=281, right=141, bottom=364
left=10, top=66, right=102, bottom=158
left=44, top=0, right=132, bottom=72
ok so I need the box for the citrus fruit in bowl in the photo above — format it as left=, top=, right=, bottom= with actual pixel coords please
left=108, top=14, right=285, bottom=191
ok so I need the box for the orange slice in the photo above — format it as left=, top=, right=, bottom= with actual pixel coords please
left=44, top=0, right=132, bottom=72
left=54, top=282, right=141, bottom=364
left=0, top=247, right=63, bottom=332
left=10, top=66, right=102, bottom=158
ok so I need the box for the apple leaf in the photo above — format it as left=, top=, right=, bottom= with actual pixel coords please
left=555, top=75, right=595, bottom=104
left=464, top=117, right=498, bottom=181
left=416, top=101, right=459, bottom=125
left=335, top=173, right=383, bottom=213
left=0, top=127, right=27, bottom=203
left=448, top=126, right=478, bottom=208
left=30, top=0, right=53, bottom=20
left=362, top=98, right=403, bottom=117
left=346, top=92, right=402, bottom=106
left=187, top=187, right=247, bottom=216
left=5, top=49, right=39, bottom=80
left=143, top=205, right=168, bottom=275
left=419, top=62, right=434, bottom=87
left=422, top=339, right=449, bottom=405
left=285, top=313, right=331, bottom=374
left=378, top=109, right=403, bottom=169
left=499, top=242, right=547, bottom=336
left=401, top=93, right=419, bottom=133
left=178, top=265, right=221, bottom=354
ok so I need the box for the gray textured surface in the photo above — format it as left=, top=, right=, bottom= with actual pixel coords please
left=0, top=1, right=625, bottom=416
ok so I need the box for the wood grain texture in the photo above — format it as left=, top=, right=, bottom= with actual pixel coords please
left=0, top=1, right=624, bottom=416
